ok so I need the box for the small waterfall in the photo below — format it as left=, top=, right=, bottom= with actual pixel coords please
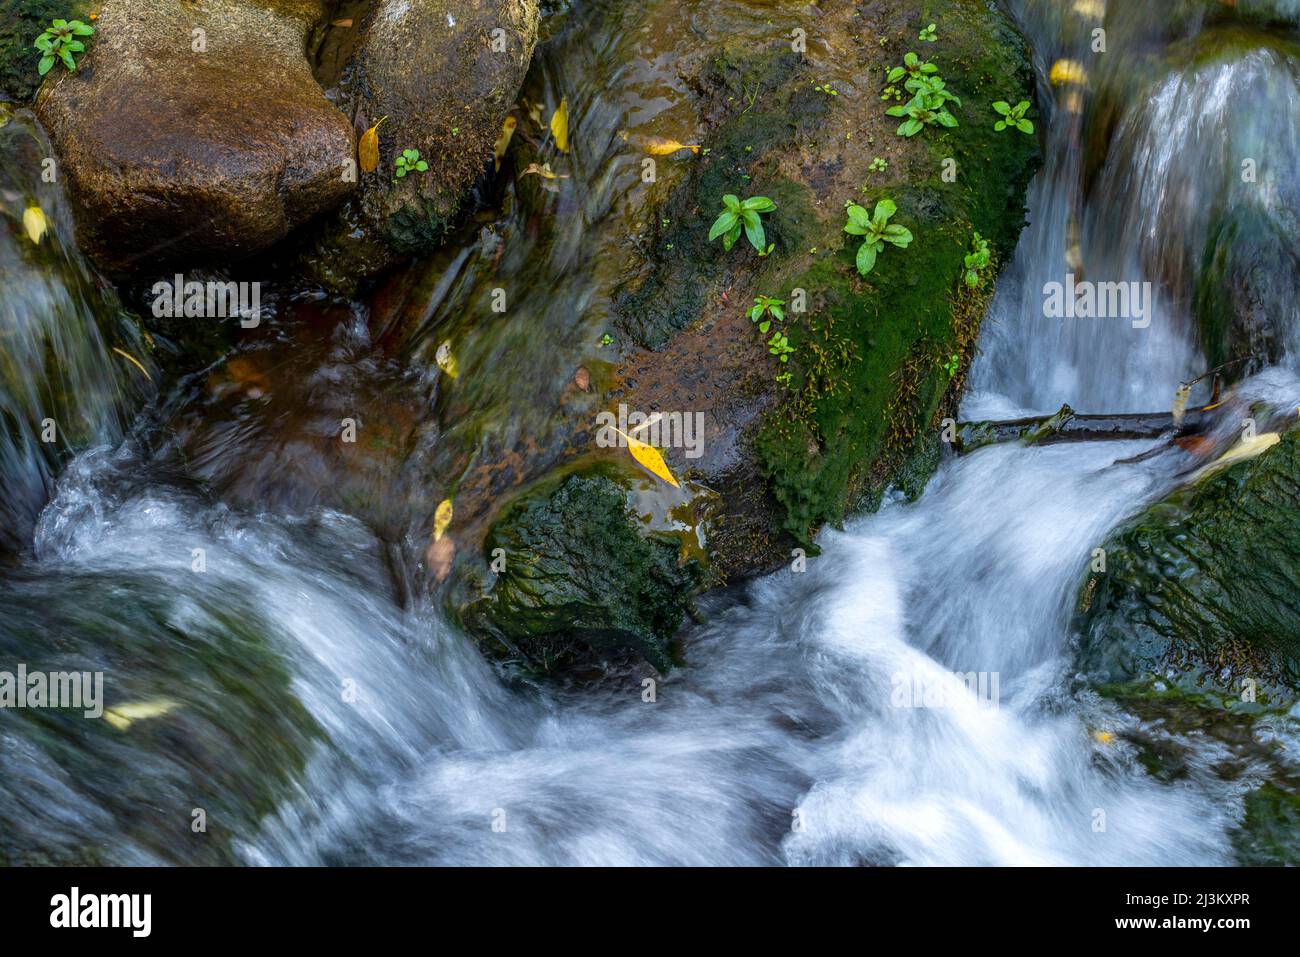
left=0, top=107, right=152, bottom=558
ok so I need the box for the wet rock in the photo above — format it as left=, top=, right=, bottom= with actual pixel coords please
left=33, top=0, right=356, bottom=272
left=1074, top=425, right=1300, bottom=709
left=451, top=0, right=1040, bottom=671
left=461, top=471, right=701, bottom=674
left=307, top=0, right=540, bottom=285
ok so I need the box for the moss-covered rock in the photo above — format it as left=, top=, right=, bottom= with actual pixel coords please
left=1073, top=425, right=1300, bottom=711
left=462, top=470, right=702, bottom=673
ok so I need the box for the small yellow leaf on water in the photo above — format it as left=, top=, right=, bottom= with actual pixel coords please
left=643, top=136, right=701, bottom=156
left=434, top=498, right=453, bottom=542
left=435, top=340, right=458, bottom=378
left=23, top=205, right=48, bottom=244
left=1050, top=59, right=1088, bottom=87
left=103, top=698, right=179, bottom=732
left=550, top=97, right=569, bottom=153
left=1093, top=730, right=1114, bottom=745
left=1196, top=431, right=1280, bottom=480
left=612, top=427, right=679, bottom=488
left=494, top=116, right=517, bottom=172
left=358, top=116, right=387, bottom=173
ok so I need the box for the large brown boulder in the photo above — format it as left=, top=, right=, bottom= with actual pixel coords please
left=34, top=0, right=355, bottom=272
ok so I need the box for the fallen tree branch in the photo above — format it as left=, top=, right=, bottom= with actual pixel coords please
left=954, top=403, right=1212, bottom=454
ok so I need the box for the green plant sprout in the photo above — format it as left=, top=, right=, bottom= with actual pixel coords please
left=708, top=194, right=777, bottom=253
left=919, top=23, right=937, bottom=42
left=767, top=330, right=794, bottom=363
left=887, top=86, right=959, bottom=136
left=880, top=85, right=903, bottom=102
left=963, top=231, right=991, bottom=287
left=843, top=198, right=912, bottom=275
left=814, top=83, right=839, bottom=96
left=35, top=18, right=94, bottom=75
left=749, top=295, right=785, bottom=333
left=886, top=52, right=938, bottom=90
left=869, top=157, right=887, bottom=173
left=943, top=354, right=959, bottom=377
left=993, top=100, right=1034, bottom=134
left=394, top=149, right=429, bottom=179
left=599, top=334, right=615, bottom=346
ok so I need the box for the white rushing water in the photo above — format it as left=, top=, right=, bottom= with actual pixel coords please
left=4, top=1, right=1300, bottom=866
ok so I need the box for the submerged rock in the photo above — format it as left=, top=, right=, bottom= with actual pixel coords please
left=34, top=0, right=356, bottom=272
left=1074, top=425, right=1300, bottom=709
left=307, top=0, right=540, bottom=285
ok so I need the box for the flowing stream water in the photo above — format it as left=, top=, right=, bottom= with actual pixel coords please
left=2, top=0, right=1299, bottom=865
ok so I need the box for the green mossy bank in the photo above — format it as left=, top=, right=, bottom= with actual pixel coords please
left=466, top=0, right=1041, bottom=672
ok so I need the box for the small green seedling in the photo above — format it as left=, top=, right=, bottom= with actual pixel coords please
left=814, top=83, right=839, bottom=96
left=843, top=198, right=912, bottom=275
left=767, top=330, right=794, bottom=363
left=993, top=100, right=1034, bottom=134
left=887, top=52, right=939, bottom=90
left=599, top=334, right=615, bottom=346
left=963, top=231, right=991, bottom=287
left=880, top=85, right=903, bottom=102
left=943, top=354, right=959, bottom=377
left=709, top=194, right=777, bottom=253
left=35, top=18, right=93, bottom=75
left=394, top=149, right=429, bottom=179
left=919, top=23, right=937, bottom=42
left=749, top=295, right=785, bottom=333
left=869, top=157, right=887, bottom=173
left=887, top=89, right=959, bottom=137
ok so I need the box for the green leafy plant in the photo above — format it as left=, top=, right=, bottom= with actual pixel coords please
left=814, top=83, right=839, bottom=96
left=599, top=333, right=615, bottom=346
left=919, top=23, right=937, bottom=42
left=708, top=194, right=777, bottom=253
left=993, top=99, right=1034, bottom=134
left=767, top=330, right=794, bottom=363
left=35, top=18, right=94, bottom=75
left=748, top=295, right=785, bottom=333
left=394, top=148, right=429, bottom=179
left=843, top=198, right=912, bottom=275
left=886, top=84, right=959, bottom=137
left=886, top=52, right=938, bottom=91
left=880, top=84, right=903, bottom=102
left=963, top=231, right=991, bottom=287
left=869, top=157, right=887, bottom=173
left=943, top=354, right=959, bottom=377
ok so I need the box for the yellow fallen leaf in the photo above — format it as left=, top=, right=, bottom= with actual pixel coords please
left=612, top=427, right=679, bottom=487
left=1050, top=59, right=1088, bottom=87
left=435, top=340, right=458, bottom=378
left=1093, top=730, right=1114, bottom=744
left=103, top=698, right=179, bottom=732
left=643, top=136, right=701, bottom=156
left=23, top=205, right=48, bottom=244
left=550, top=97, right=569, bottom=153
left=358, top=116, right=387, bottom=174
left=111, top=346, right=153, bottom=381
left=433, top=498, right=453, bottom=542
left=1195, top=431, right=1280, bottom=480
left=519, top=162, right=568, bottom=180
left=331, top=18, right=353, bottom=27
left=494, top=116, right=517, bottom=172
left=1073, top=0, right=1105, bottom=18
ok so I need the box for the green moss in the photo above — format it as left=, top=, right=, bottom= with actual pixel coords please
left=1233, top=784, right=1300, bottom=866
left=0, top=0, right=90, bottom=102
left=1074, top=426, right=1300, bottom=709
left=756, top=3, right=1040, bottom=543
left=463, top=469, right=703, bottom=673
